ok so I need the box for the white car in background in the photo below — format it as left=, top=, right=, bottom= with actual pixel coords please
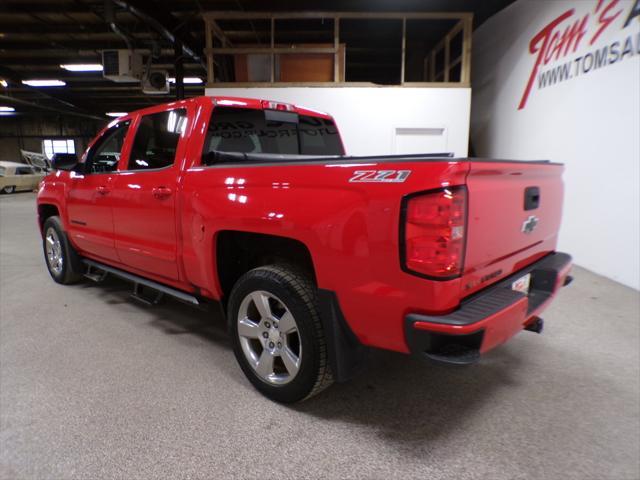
left=0, top=161, right=46, bottom=194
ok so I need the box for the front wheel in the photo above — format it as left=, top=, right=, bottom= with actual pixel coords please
left=2, top=186, right=15, bottom=194
left=42, top=216, right=83, bottom=284
left=228, top=265, right=333, bottom=403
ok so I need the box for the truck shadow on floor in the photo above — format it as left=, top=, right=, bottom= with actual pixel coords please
left=79, top=276, right=230, bottom=346
left=293, top=348, right=524, bottom=445
left=79, top=276, right=525, bottom=445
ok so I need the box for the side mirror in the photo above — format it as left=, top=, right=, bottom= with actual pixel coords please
left=51, top=153, right=79, bottom=171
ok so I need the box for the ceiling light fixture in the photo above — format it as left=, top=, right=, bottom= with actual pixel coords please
left=0, top=106, right=15, bottom=112
left=22, top=79, right=66, bottom=87
left=60, top=63, right=103, bottom=72
left=105, top=112, right=127, bottom=118
left=0, top=80, right=7, bottom=88
left=168, top=77, right=203, bottom=84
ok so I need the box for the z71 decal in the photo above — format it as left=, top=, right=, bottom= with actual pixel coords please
left=349, top=170, right=411, bottom=183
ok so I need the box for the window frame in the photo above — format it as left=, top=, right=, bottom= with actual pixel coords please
left=15, top=166, right=36, bottom=175
left=83, top=120, right=132, bottom=175
left=43, top=138, right=75, bottom=160
left=119, top=107, right=189, bottom=174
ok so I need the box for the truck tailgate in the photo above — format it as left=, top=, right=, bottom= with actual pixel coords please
left=461, top=161, right=565, bottom=296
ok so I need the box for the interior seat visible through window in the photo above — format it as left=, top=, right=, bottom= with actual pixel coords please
left=84, top=120, right=131, bottom=174
left=128, top=109, right=187, bottom=171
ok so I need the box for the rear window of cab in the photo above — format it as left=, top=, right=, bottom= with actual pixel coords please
left=205, top=106, right=343, bottom=157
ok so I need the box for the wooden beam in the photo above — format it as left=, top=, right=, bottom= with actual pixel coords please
left=430, top=51, right=436, bottom=82
left=424, top=18, right=468, bottom=84
left=203, top=11, right=472, bottom=21
left=448, top=20, right=464, bottom=38
left=400, top=18, right=406, bottom=84
left=206, top=47, right=337, bottom=55
left=444, top=34, right=450, bottom=82
left=461, top=15, right=473, bottom=84
left=333, top=18, right=339, bottom=83
left=402, top=82, right=470, bottom=88
left=210, top=20, right=232, bottom=47
left=204, top=18, right=214, bottom=84
left=446, top=19, right=463, bottom=82
left=201, top=10, right=473, bottom=87
left=205, top=81, right=470, bottom=88
left=270, top=17, right=275, bottom=82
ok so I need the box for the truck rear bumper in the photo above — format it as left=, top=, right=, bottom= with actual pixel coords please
left=404, top=252, right=572, bottom=365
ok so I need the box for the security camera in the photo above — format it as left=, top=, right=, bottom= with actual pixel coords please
left=142, top=69, right=169, bottom=94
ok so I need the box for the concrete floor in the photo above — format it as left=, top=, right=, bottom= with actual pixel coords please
left=0, top=192, right=638, bottom=480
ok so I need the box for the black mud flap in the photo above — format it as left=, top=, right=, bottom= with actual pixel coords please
left=317, top=289, right=369, bottom=382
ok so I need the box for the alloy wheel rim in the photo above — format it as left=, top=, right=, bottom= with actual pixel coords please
left=237, top=290, right=302, bottom=385
left=45, top=227, right=63, bottom=275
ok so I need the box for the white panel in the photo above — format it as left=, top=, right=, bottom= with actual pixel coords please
left=204, top=87, right=471, bottom=157
left=471, top=0, right=640, bottom=289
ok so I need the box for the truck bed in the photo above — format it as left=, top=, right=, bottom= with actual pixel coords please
left=205, top=150, right=560, bottom=166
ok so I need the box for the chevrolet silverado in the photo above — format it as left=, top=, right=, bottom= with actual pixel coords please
left=37, top=96, right=572, bottom=402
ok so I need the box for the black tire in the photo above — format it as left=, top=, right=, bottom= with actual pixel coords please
left=42, top=216, right=83, bottom=284
left=228, top=265, right=333, bottom=403
left=2, top=186, right=15, bottom=194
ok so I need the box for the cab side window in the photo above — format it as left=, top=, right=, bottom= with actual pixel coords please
left=85, top=121, right=131, bottom=174
left=128, top=109, right=187, bottom=171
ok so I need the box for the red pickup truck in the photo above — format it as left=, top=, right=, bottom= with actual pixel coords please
left=37, top=96, right=572, bottom=402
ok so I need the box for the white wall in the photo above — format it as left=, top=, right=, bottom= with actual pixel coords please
left=471, top=0, right=640, bottom=289
left=204, top=87, right=471, bottom=157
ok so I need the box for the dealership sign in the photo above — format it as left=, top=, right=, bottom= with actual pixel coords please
left=518, top=0, right=640, bottom=109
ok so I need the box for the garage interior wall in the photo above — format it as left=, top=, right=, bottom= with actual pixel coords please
left=471, top=0, right=640, bottom=289
left=0, top=116, right=102, bottom=162
left=204, top=87, right=471, bottom=157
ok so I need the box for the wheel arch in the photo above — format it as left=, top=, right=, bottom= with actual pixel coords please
left=216, top=230, right=367, bottom=383
left=215, top=230, right=317, bottom=302
left=37, top=203, right=61, bottom=233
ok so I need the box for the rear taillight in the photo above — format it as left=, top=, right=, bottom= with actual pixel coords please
left=401, top=186, right=467, bottom=279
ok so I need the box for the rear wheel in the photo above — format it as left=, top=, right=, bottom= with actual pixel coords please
left=42, top=216, right=83, bottom=284
left=228, top=265, right=333, bottom=403
left=2, top=186, right=15, bottom=194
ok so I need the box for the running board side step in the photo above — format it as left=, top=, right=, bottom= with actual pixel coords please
left=130, top=283, right=165, bottom=306
left=84, top=263, right=108, bottom=283
left=82, top=259, right=200, bottom=306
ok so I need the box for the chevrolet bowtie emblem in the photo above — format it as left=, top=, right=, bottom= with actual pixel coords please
left=521, top=215, right=539, bottom=234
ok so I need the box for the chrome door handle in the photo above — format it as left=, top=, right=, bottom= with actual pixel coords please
left=152, top=186, right=172, bottom=199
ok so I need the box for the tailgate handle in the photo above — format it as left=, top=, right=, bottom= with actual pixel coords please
left=524, top=186, right=540, bottom=210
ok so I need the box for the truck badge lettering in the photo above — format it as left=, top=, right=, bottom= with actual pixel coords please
left=349, top=170, right=411, bottom=183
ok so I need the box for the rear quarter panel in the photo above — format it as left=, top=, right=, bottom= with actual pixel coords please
left=180, top=159, right=470, bottom=352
